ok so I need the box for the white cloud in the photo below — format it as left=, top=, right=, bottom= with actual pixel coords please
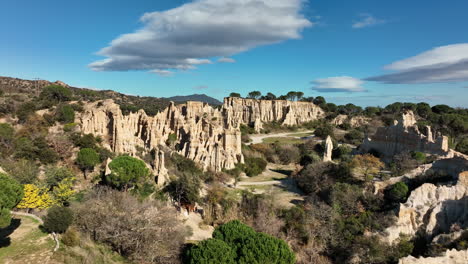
left=367, top=43, right=468, bottom=83
left=150, top=69, right=174, bottom=77
left=218, top=57, right=236, bottom=63
left=352, top=14, right=385, bottom=29
left=195, top=85, right=209, bottom=90
left=89, top=0, right=312, bottom=74
left=311, top=76, right=365, bottom=92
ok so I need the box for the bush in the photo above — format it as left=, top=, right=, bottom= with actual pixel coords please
left=43, top=206, right=74, bottom=233
left=61, top=227, right=80, bottom=247
left=45, top=166, right=75, bottom=188
left=238, top=232, right=295, bottom=264
left=314, top=123, right=335, bottom=139
left=185, top=239, right=236, bottom=264
left=276, top=145, right=301, bottom=164
left=244, top=157, right=267, bottom=177
left=73, top=188, right=188, bottom=263
left=456, top=137, right=468, bottom=155
left=387, top=182, right=409, bottom=203
left=40, top=85, right=72, bottom=103
left=208, top=220, right=295, bottom=264
left=344, top=129, right=364, bottom=145
left=56, top=105, right=75, bottom=123
left=411, top=151, right=426, bottom=164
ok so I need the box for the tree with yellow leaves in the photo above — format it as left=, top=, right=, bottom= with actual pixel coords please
left=52, top=177, right=76, bottom=205
left=350, top=154, right=384, bottom=182
left=16, top=184, right=55, bottom=211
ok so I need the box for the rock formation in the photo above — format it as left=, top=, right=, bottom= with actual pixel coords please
left=223, top=97, right=324, bottom=132
left=332, top=114, right=370, bottom=128
left=383, top=171, right=468, bottom=244
left=78, top=98, right=324, bottom=183
left=398, top=249, right=468, bottom=264
left=323, top=136, right=333, bottom=162
left=361, top=111, right=448, bottom=158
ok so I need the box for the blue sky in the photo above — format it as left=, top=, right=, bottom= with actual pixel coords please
left=1, top=0, right=468, bottom=107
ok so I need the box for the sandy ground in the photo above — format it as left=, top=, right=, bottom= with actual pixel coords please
left=246, top=130, right=316, bottom=145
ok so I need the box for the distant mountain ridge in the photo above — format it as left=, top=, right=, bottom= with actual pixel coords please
left=166, top=94, right=222, bottom=105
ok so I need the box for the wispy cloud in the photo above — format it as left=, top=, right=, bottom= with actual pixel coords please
left=218, top=57, right=236, bottom=63
left=311, top=76, right=365, bottom=92
left=352, top=13, right=385, bottom=29
left=150, top=69, right=174, bottom=77
left=89, top=0, right=313, bottom=75
left=194, top=85, right=209, bottom=90
left=367, top=43, right=468, bottom=83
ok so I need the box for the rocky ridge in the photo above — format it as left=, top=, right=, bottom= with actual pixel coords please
left=223, top=97, right=324, bottom=132
left=383, top=171, right=468, bottom=244
left=78, top=98, right=324, bottom=184
left=361, top=111, right=448, bottom=159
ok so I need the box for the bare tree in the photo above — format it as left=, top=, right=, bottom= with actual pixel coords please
left=73, top=187, right=190, bottom=263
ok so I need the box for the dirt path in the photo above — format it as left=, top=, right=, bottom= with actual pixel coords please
left=236, top=164, right=304, bottom=208
left=183, top=213, right=214, bottom=242
left=246, top=130, right=315, bottom=145
left=0, top=215, right=57, bottom=264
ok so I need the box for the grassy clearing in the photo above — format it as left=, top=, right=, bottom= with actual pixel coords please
left=262, top=137, right=303, bottom=144
left=0, top=215, right=54, bottom=263
left=286, top=132, right=314, bottom=137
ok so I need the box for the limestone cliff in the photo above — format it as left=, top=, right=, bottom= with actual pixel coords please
left=78, top=98, right=324, bottom=182
left=79, top=100, right=243, bottom=181
left=383, top=172, right=468, bottom=244
left=223, top=97, right=324, bottom=131
left=361, top=111, right=448, bottom=158
left=398, top=249, right=468, bottom=264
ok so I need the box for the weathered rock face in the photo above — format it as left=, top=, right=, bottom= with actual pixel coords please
left=323, top=136, right=333, bottom=162
left=383, top=174, right=468, bottom=243
left=79, top=98, right=324, bottom=181
left=331, top=114, right=370, bottom=128
left=223, top=97, right=324, bottom=131
left=79, top=100, right=243, bottom=177
left=398, top=249, right=468, bottom=264
left=361, top=111, right=448, bottom=158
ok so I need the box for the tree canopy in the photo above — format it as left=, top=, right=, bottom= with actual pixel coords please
left=106, top=156, right=150, bottom=190
left=0, top=173, right=24, bottom=228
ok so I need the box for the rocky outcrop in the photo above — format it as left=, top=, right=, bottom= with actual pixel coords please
left=398, top=249, right=468, bottom=264
left=79, top=100, right=243, bottom=178
left=78, top=98, right=324, bottom=179
left=373, top=156, right=468, bottom=194
left=332, top=114, right=370, bottom=128
left=361, top=111, right=448, bottom=158
left=383, top=172, right=468, bottom=243
left=323, top=136, right=333, bottom=162
left=223, top=97, right=324, bottom=132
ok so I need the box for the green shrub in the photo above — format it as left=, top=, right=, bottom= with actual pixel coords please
left=387, top=182, right=409, bottom=203
left=411, top=151, right=426, bottom=164
left=40, top=85, right=72, bottom=103
left=43, top=206, right=74, bottom=233
left=244, top=157, right=267, bottom=177
left=63, top=123, right=78, bottom=132
left=185, top=239, right=236, bottom=264
left=456, top=137, right=468, bottom=155
left=0, top=173, right=23, bottom=227
left=238, top=232, right=295, bottom=264
left=56, top=105, right=75, bottom=123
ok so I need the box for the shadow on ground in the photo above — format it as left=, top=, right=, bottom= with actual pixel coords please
left=0, top=218, right=21, bottom=248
